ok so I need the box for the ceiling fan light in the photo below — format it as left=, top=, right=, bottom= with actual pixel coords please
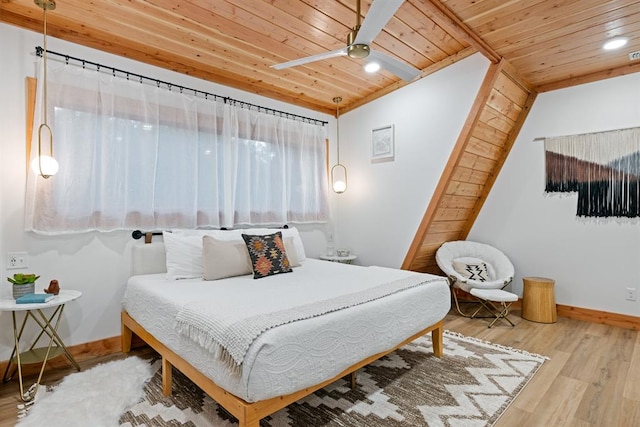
left=603, top=37, right=628, bottom=50
left=364, top=62, right=380, bottom=73
left=347, top=44, right=370, bottom=59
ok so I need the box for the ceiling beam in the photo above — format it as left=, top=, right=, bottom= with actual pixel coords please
left=420, top=0, right=501, bottom=64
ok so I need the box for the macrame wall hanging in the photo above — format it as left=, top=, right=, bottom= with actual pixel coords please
left=544, top=127, right=640, bottom=218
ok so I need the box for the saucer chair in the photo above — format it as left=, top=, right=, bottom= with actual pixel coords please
left=435, top=240, right=515, bottom=322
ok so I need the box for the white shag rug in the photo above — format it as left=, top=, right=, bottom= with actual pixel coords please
left=18, top=356, right=154, bottom=427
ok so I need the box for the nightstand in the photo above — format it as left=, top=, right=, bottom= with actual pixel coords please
left=319, top=254, right=357, bottom=264
left=0, top=289, right=82, bottom=401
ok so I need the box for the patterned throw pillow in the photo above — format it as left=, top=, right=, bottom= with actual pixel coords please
left=452, top=260, right=489, bottom=282
left=242, top=232, right=293, bottom=279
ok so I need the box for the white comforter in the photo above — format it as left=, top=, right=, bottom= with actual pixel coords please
left=122, top=259, right=450, bottom=402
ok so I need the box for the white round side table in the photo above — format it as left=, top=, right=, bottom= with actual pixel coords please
left=0, top=289, right=82, bottom=401
left=319, top=254, right=357, bottom=264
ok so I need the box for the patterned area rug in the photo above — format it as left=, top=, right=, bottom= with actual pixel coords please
left=120, top=331, right=546, bottom=427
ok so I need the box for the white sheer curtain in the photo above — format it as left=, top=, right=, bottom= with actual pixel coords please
left=25, top=59, right=329, bottom=233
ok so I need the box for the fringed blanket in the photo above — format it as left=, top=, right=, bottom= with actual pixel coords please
left=175, top=273, right=440, bottom=374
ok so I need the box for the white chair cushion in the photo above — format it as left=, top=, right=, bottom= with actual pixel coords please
left=435, top=241, right=514, bottom=292
left=470, top=288, right=518, bottom=302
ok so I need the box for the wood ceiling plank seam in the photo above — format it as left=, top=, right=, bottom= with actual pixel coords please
left=138, top=0, right=389, bottom=91
left=208, top=0, right=345, bottom=53
left=520, top=49, right=638, bottom=85
left=369, top=17, right=440, bottom=68
left=493, top=73, right=531, bottom=105
left=458, top=80, right=537, bottom=239
left=439, top=194, right=479, bottom=209
left=137, top=0, right=389, bottom=91
left=401, top=60, right=504, bottom=271
left=486, top=90, right=523, bottom=122
left=510, top=37, right=640, bottom=80
left=440, top=0, right=524, bottom=23
left=23, top=0, right=376, bottom=112
left=536, top=61, right=640, bottom=93
left=507, top=34, right=640, bottom=75
left=445, top=182, right=484, bottom=198
left=469, top=156, right=497, bottom=173
left=479, top=107, right=517, bottom=135
left=38, top=17, right=337, bottom=114
left=417, top=0, right=501, bottom=63
left=472, top=120, right=509, bottom=144
left=496, top=9, right=640, bottom=59
left=395, top=3, right=467, bottom=56
left=481, top=1, right=639, bottom=49
left=43, top=0, right=356, bottom=97
left=410, top=0, right=472, bottom=48
left=465, top=136, right=505, bottom=160
left=428, top=220, right=468, bottom=233
left=422, top=230, right=465, bottom=244
left=341, top=46, right=476, bottom=114
left=466, top=0, right=575, bottom=36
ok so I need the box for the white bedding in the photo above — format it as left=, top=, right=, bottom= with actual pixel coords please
left=122, top=258, right=450, bottom=402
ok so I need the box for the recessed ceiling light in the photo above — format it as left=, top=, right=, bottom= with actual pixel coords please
left=603, top=37, right=628, bottom=50
left=364, top=62, right=380, bottom=73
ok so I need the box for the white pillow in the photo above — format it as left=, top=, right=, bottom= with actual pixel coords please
left=240, top=227, right=306, bottom=261
left=202, top=235, right=252, bottom=280
left=177, top=227, right=306, bottom=261
left=162, top=231, right=204, bottom=280
left=202, top=234, right=301, bottom=281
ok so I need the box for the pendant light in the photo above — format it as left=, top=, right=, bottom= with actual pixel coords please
left=331, top=97, right=347, bottom=193
left=30, top=0, right=59, bottom=179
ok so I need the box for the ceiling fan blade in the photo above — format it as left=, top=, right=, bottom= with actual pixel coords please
left=368, top=50, right=420, bottom=82
left=354, top=0, right=405, bottom=45
left=271, top=47, right=348, bottom=70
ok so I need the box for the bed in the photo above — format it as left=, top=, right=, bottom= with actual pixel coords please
left=121, top=228, right=451, bottom=427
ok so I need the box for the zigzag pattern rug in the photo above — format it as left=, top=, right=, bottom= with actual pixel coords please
left=120, top=331, right=546, bottom=426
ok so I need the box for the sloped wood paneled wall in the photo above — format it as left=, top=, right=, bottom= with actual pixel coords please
left=402, top=59, right=537, bottom=274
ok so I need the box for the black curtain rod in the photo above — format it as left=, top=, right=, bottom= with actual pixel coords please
left=35, top=46, right=327, bottom=126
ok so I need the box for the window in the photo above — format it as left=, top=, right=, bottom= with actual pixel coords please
left=25, top=61, right=329, bottom=233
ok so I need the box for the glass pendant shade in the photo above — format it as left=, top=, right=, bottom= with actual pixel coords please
left=30, top=155, right=59, bottom=178
left=331, top=163, right=347, bottom=193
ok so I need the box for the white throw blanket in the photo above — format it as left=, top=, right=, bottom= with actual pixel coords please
left=175, top=272, right=440, bottom=374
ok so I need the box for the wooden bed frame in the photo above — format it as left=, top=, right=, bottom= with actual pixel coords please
left=122, top=310, right=444, bottom=427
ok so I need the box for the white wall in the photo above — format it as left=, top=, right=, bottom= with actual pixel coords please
left=469, top=73, right=640, bottom=316
left=0, top=23, right=332, bottom=360
left=333, top=54, right=490, bottom=268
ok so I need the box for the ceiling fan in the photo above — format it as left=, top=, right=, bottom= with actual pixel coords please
left=271, top=0, right=420, bottom=82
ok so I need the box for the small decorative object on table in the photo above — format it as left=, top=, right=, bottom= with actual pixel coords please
left=336, top=249, right=350, bottom=257
left=8, top=273, right=40, bottom=300
left=44, top=279, right=60, bottom=295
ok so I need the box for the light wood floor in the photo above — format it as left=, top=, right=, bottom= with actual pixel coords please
left=1, top=309, right=639, bottom=426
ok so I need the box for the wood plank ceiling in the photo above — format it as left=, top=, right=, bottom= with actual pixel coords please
left=2, top=0, right=639, bottom=274
left=1, top=0, right=639, bottom=115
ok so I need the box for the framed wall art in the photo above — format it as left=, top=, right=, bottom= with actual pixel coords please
left=371, top=124, right=394, bottom=162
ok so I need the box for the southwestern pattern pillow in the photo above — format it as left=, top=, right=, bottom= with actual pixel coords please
left=452, top=260, right=490, bottom=282
left=242, top=232, right=293, bottom=279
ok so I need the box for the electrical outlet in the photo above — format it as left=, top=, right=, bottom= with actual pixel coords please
left=626, top=287, right=637, bottom=301
left=7, top=252, right=28, bottom=270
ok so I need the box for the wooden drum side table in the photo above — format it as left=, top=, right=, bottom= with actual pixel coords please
left=521, top=277, right=557, bottom=323
left=0, top=289, right=82, bottom=401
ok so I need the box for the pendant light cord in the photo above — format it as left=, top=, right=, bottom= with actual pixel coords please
left=43, top=5, right=48, bottom=127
